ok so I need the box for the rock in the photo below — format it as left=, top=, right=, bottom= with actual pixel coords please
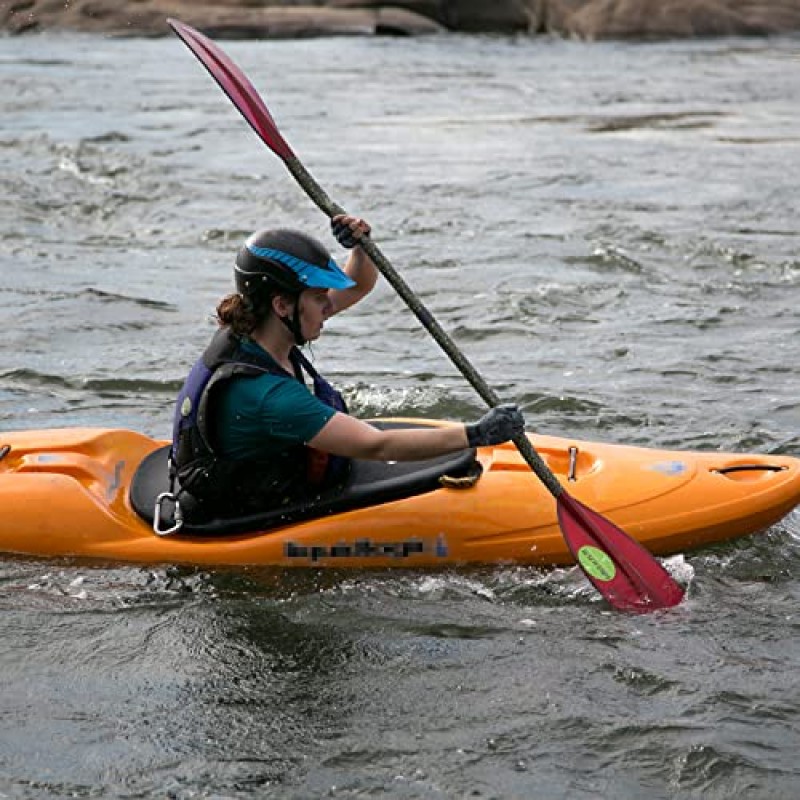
left=1, top=1, right=442, bottom=37
left=540, top=0, right=590, bottom=33
left=188, top=7, right=377, bottom=39
left=438, top=0, right=543, bottom=32
left=334, top=0, right=545, bottom=33
left=375, top=7, right=445, bottom=34
left=329, top=0, right=443, bottom=18
left=546, top=0, right=800, bottom=39
left=3, top=0, right=164, bottom=35
left=3, top=0, right=800, bottom=38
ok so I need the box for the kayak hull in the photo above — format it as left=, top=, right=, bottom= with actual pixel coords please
left=1, top=420, right=799, bottom=568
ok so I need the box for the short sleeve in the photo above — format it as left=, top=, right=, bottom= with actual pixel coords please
left=215, top=373, right=336, bottom=459
left=256, top=377, right=336, bottom=444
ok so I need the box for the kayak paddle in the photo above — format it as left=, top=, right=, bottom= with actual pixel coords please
left=167, top=19, right=685, bottom=613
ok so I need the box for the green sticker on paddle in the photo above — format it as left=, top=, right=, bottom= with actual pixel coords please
left=578, top=546, right=617, bottom=583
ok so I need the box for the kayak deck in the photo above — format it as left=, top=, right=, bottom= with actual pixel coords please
left=0, top=420, right=798, bottom=567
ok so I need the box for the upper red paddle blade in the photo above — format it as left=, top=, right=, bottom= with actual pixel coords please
left=557, top=493, right=685, bottom=613
left=168, top=18, right=295, bottom=161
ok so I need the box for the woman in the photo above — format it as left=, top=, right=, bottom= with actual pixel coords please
left=171, top=214, right=524, bottom=520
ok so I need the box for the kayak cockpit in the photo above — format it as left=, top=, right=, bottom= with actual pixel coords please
left=130, top=431, right=480, bottom=537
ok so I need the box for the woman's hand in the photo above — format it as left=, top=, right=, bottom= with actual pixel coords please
left=331, top=214, right=371, bottom=249
left=465, top=404, right=525, bottom=447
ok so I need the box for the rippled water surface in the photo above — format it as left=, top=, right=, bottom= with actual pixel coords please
left=1, top=31, right=799, bottom=798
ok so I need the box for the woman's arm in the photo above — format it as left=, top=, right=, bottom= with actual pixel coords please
left=328, top=214, right=378, bottom=315
left=309, top=412, right=469, bottom=462
left=309, top=405, right=525, bottom=462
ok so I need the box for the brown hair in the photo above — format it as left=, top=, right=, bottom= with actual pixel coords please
left=216, top=290, right=298, bottom=336
left=215, top=293, right=263, bottom=337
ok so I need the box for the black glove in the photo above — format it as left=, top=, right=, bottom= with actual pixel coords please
left=331, top=216, right=367, bottom=249
left=465, top=404, right=525, bottom=448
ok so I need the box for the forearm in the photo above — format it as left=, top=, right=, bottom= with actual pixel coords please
left=328, top=246, right=377, bottom=314
left=344, top=246, right=378, bottom=293
left=328, top=214, right=378, bottom=313
left=310, top=414, right=469, bottom=462
left=366, top=425, right=469, bottom=462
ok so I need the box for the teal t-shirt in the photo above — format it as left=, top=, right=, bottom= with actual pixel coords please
left=214, top=340, right=336, bottom=460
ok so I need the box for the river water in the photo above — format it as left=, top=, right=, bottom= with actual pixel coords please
left=2, top=30, right=799, bottom=798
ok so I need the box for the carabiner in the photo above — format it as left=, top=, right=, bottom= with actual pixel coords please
left=153, top=492, right=184, bottom=536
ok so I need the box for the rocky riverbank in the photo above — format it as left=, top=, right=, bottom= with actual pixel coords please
left=3, top=0, right=800, bottom=39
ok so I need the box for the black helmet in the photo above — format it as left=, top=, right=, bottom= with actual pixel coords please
left=235, top=228, right=355, bottom=299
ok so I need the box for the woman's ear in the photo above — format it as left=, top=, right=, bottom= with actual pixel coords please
left=272, top=293, right=295, bottom=318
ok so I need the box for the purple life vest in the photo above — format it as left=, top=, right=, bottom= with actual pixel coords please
left=171, top=328, right=349, bottom=521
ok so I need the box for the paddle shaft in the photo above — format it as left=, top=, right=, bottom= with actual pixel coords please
left=286, top=156, right=564, bottom=499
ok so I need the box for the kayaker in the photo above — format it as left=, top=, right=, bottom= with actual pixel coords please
left=171, top=214, right=525, bottom=519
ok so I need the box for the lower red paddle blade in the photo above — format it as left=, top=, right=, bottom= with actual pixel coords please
left=557, top=493, right=685, bottom=613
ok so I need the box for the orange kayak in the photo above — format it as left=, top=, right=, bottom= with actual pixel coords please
left=0, top=419, right=798, bottom=568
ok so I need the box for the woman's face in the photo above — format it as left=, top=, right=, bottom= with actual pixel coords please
left=298, top=288, right=334, bottom=341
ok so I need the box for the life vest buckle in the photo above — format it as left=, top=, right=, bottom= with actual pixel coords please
left=153, top=492, right=184, bottom=536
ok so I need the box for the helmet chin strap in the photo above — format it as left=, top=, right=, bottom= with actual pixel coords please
left=279, top=296, right=306, bottom=346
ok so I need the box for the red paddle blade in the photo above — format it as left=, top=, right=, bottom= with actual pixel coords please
left=168, top=18, right=295, bottom=161
left=557, top=493, right=685, bottom=613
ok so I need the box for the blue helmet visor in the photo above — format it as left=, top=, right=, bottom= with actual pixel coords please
left=246, top=244, right=356, bottom=290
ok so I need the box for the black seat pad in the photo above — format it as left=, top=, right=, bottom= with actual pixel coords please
left=130, top=421, right=479, bottom=536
